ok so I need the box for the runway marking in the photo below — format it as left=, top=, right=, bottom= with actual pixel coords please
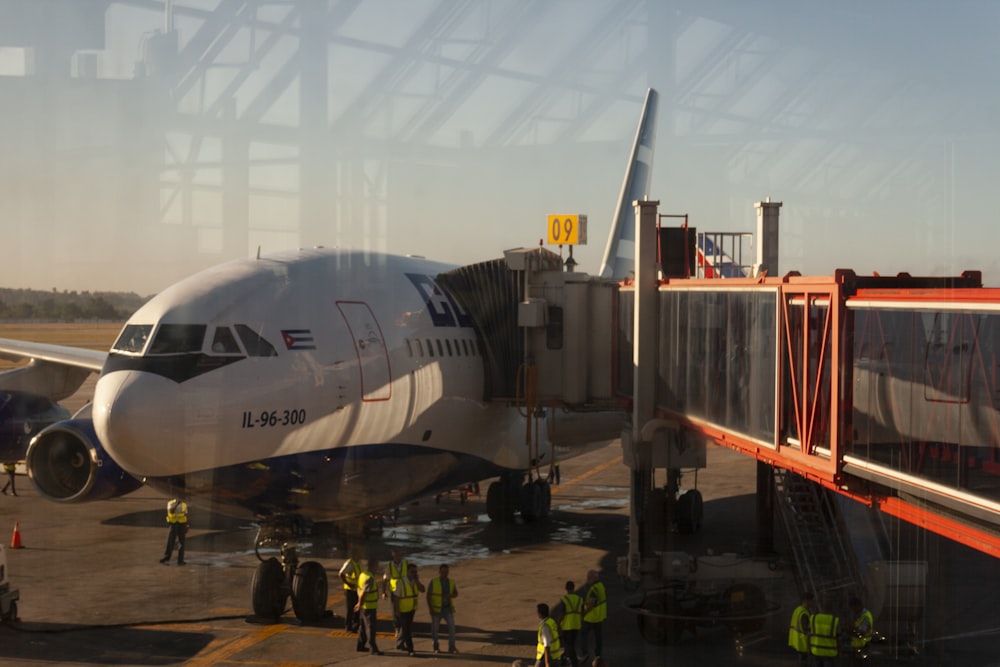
left=186, top=622, right=288, bottom=666
left=551, top=456, right=620, bottom=495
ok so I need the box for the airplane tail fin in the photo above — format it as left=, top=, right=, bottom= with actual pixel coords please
left=598, top=88, right=659, bottom=280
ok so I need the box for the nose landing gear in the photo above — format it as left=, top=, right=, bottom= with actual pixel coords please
left=250, top=516, right=330, bottom=624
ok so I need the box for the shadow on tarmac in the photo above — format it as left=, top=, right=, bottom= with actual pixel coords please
left=0, top=624, right=215, bottom=664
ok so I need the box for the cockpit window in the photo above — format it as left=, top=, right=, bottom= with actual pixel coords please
left=235, top=324, right=278, bottom=357
left=211, top=326, right=242, bottom=354
left=149, top=324, right=207, bottom=354
left=112, top=324, right=153, bottom=354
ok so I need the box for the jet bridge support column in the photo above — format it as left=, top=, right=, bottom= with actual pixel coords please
left=625, top=200, right=659, bottom=574
left=754, top=198, right=781, bottom=556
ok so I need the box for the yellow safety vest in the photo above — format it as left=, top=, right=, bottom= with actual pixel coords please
left=560, top=593, right=583, bottom=631
left=358, top=571, right=379, bottom=609
left=386, top=559, right=410, bottom=594
left=536, top=616, right=564, bottom=661
left=166, top=500, right=188, bottom=524
left=788, top=604, right=811, bottom=653
left=810, top=613, right=839, bottom=658
left=397, top=577, right=419, bottom=613
left=428, top=577, right=456, bottom=613
left=851, top=608, right=874, bottom=649
left=341, top=558, right=360, bottom=591
left=583, top=581, right=607, bottom=623
left=3, top=463, right=15, bottom=473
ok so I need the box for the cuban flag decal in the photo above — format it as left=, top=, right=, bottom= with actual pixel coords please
left=281, top=329, right=316, bottom=350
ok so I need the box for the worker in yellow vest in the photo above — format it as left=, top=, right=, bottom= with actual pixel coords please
left=809, top=599, right=840, bottom=667
left=579, top=569, right=606, bottom=663
left=787, top=591, right=814, bottom=663
left=159, top=498, right=188, bottom=565
left=338, top=548, right=362, bottom=632
left=553, top=580, right=583, bottom=667
left=394, top=564, right=425, bottom=656
left=848, top=596, right=874, bottom=664
left=355, top=558, right=383, bottom=655
left=1, top=462, right=17, bottom=496
left=383, top=548, right=412, bottom=648
left=535, top=602, right=564, bottom=667
left=427, top=563, right=459, bottom=654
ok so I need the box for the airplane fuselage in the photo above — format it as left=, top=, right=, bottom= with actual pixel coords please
left=89, top=248, right=600, bottom=519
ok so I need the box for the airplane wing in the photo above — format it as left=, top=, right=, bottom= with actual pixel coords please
left=0, top=338, right=106, bottom=402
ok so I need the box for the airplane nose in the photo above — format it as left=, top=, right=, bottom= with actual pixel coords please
left=93, top=370, right=184, bottom=477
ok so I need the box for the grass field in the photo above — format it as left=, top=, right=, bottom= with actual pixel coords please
left=0, top=323, right=123, bottom=370
left=0, top=322, right=123, bottom=349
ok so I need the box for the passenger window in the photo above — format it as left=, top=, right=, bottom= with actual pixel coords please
left=149, top=324, right=207, bottom=354
left=211, top=327, right=242, bottom=354
left=426, top=339, right=434, bottom=357
left=436, top=339, right=444, bottom=357
left=415, top=339, right=424, bottom=357
left=235, top=324, right=278, bottom=357
left=446, top=340, right=453, bottom=356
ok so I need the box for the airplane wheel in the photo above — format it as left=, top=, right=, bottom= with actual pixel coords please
left=535, top=479, right=551, bottom=518
left=486, top=481, right=514, bottom=523
left=676, top=489, right=703, bottom=534
left=4, top=600, right=16, bottom=623
left=291, top=561, right=328, bottom=623
left=251, top=557, right=287, bottom=619
left=519, top=481, right=543, bottom=522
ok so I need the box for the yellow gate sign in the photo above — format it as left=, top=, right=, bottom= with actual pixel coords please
left=547, top=214, right=587, bottom=245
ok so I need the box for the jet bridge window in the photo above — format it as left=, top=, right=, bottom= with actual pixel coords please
left=149, top=324, right=207, bottom=354
left=112, top=324, right=152, bottom=354
left=235, top=325, right=278, bottom=357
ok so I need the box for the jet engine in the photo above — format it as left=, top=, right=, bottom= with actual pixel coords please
left=26, top=418, right=143, bottom=502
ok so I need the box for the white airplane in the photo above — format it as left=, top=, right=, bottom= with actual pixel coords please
left=0, top=88, right=658, bottom=622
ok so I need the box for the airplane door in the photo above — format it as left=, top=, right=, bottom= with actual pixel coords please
left=337, top=301, right=392, bottom=402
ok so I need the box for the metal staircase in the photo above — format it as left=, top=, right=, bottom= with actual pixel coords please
left=773, top=468, right=861, bottom=605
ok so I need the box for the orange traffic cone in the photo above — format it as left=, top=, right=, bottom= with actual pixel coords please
left=10, top=521, right=23, bottom=549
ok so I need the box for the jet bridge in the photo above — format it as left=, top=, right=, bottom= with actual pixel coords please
left=438, top=247, right=622, bottom=409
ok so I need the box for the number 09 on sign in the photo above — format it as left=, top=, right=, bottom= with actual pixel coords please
left=547, top=214, right=588, bottom=246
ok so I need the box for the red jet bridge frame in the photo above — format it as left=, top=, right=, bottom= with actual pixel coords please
left=641, top=268, right=1000, bottom=559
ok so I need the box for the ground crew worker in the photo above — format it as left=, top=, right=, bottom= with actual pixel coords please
left=395, top=564, right=424, bottom=656
left=553, top=580, right=582, bottom=667
left=1, top=462, right=16, bottom=496
left=355, top=558, right=383, bottom=655
left=535, top=602, right=564, bottom=667
left=809, top=599, right=840, bottom=667
left=788, top=591, right=814, bottom=662
left=338, top=548, right=362, bottom=632
left=383, top=548, right=412, bottom=647
left=159, top=498, right=188, bottom=565
left=848, top=596, right=874, bottom=664
left=427, top=563, right=459, bottom=654
left=579, top=570, right=606, bottom=663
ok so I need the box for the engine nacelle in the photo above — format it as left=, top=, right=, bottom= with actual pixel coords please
left=26, top=418, right=143, bottom=502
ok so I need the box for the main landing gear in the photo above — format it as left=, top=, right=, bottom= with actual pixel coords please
left=485, top=471, right=552, bottom=523
left=250, top=515, right=329, bottom=624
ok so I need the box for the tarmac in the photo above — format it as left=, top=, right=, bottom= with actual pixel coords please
left=0, top=382, right=998, bottom=665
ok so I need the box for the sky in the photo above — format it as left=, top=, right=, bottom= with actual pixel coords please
left=1, top=0, right=999, bottom=295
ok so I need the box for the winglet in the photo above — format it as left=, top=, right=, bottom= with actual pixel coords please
left=598, top=88, right=659, bottom=280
